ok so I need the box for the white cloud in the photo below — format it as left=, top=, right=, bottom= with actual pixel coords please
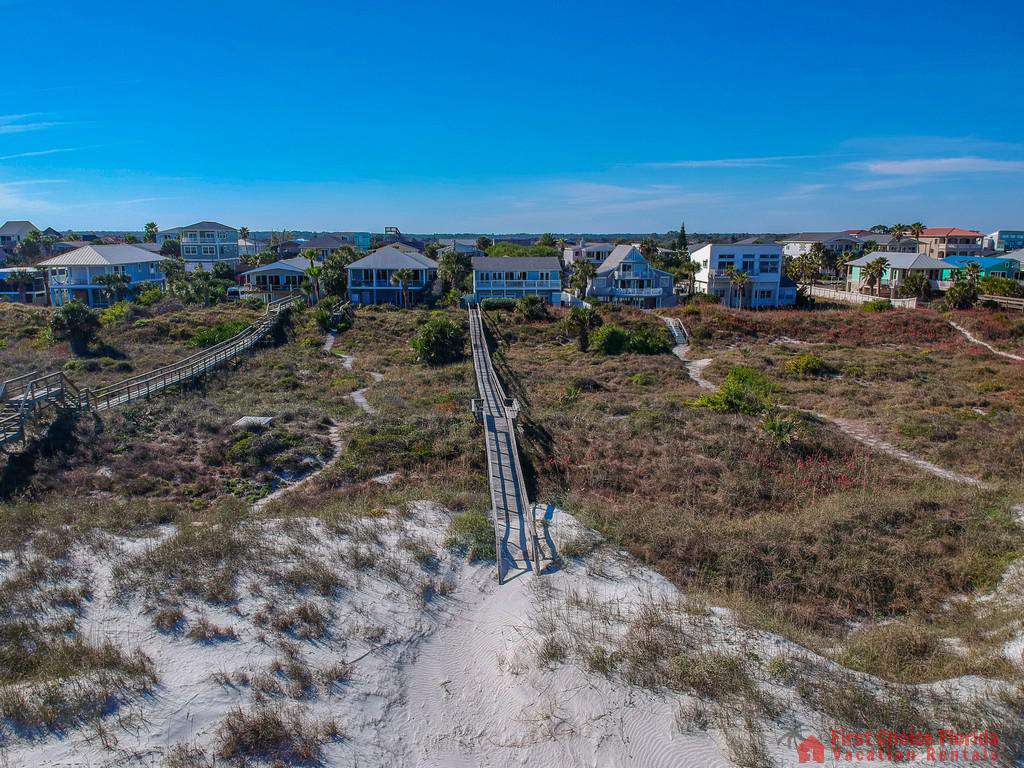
left=0, top=113, right=65, bottom=134
left=0, top=147, right=80, bottom=161
left=643, top=154, right=822, bottom=169
left=855, top=156, right=1024, bottom=175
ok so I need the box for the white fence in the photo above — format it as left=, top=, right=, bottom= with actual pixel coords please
left=808, top=285, right=918, bottom=308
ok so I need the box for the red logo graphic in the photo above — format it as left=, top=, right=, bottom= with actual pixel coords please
left=798, top=735, right=826, bottom=764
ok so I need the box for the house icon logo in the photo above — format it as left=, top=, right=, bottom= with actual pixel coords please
left=797, top=734, right=825, bottom=763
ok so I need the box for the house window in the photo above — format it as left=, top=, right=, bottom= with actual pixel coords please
left=761, top=260, right=779, bottom=273
left=202, top=245, right=215, bottom=256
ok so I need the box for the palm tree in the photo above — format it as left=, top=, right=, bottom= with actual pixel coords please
left=890, top=223, right=907, bottom=246
left=570, top=261, right=596, bottom=297
left=93, top=272, right=133, bottom=304
left=727, top=267, right=750, bottom=308
left=964, top=261, right=981, bottom=288
left=6, top=269, right=37, bottom=303
left=305, top=265, right=323, bottom=304
left=390, top=267, right=416, bottom=307
left=563, top=306, right=601, bottom=351
left=679, top=256, right=700, bottom=295
left=144, top=222, right=158, bottom=243
left=863, top=256, right=889, bottom=296
left=909, top=222, right=925, bottom=253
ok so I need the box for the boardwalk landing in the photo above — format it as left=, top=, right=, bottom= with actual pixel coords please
left=468, top=306, right=538, bottom=583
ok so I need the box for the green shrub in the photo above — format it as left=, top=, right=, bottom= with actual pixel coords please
left=410, top=312, right=465, bottom=366
left=49, top=301, right=100, bottom=355
left=480, top=298, right=517, bottom=311
left=188, top=320, right=249, bottom=348
left=627, top=325, right=672, bottom=355
left=591, top=324, right=629, bottom=354
left=861, top=299, right=892, bottom=312
left=686, top=292, right=720, bottom=305
left=134, top=285, right=164, bottom=306
left=514, top=295, right=547, bottom=321
left=760, top=409, right=799, bottom=446
left=100, top=301, right=134, bottom=326
left=445, top=510, right=496, bottom=561
left=784, top=352, right=831, bottom=378
left=978, top=275, right=1022, bottom=298
left=690, top=366, right=772, bottom=416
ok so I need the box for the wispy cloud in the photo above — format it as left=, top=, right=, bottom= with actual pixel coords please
left=0, top=147, right=81, bottom=161
left=63, top=195, right=180, bottom=209
left=0, top=113, right=66, bottom=134
left=853, top=156, right=1024, bottom=176
left=555, top=182, right=724, bottom=213
left=643, top=154, right=823, bottom=169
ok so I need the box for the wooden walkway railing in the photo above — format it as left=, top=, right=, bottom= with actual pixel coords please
left=0, top=295, right=301, bottom=449
left=979, top=294, right=1024, bottom=311
left=468, top=305, right=542, bottom=583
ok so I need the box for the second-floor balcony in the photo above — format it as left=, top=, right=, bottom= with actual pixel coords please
left=349, top=279, right=428, bottom=289
left=607, top=286, right=666, bottom=297
left=476, top=279, right=560, bottom=290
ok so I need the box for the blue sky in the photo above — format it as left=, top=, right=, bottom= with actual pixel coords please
left=2, top=0, right=1022, bottom=233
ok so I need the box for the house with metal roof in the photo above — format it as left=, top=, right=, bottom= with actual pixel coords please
left=585, top=245, right=676, bottom=309
left=347, top=246, right=438, bottom=306
left=38, top=245, right=168, bottom=307
left=845, top=252, right=956, bottom=296
left=469, top=256, right=562, bottom=305
left=239, top=257, right=309, bottom=295
left=157, top=221, right=240, bottom=272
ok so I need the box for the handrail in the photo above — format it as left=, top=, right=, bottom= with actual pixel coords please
left=0, top=294, right=302, bottom=447
left=468, top=305, right=542, bottom=579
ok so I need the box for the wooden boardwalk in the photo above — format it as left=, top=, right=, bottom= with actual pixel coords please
left=0, top=295, right=300, bottom=450
left=468, top=306, right=540, bottom=583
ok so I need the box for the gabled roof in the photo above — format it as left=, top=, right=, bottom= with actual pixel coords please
left=438, top=238, right=482, bottom=248
left=846, top=252, right=955, bottom=270
left=920, top=227, right=983, bottom=238
left=0, top=220, right=39, bottom=237
left=597, top=244, right=643, bottom=272
left=240, top=257, right=309, bottom=276
left=734, top=236, right=778, bottom=245
left=349, top=246, right=437, bottom=271
left=38, top=245, right=169, bottom=267
left=388, top=242, right=421, bottom=254
left=779, top=232, right=856, bottom=243
left=173, top=221, right=237, bottom=232
left=304, top=234, right=349, bottom=250
left=471, top=256, right=561, bottom=271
